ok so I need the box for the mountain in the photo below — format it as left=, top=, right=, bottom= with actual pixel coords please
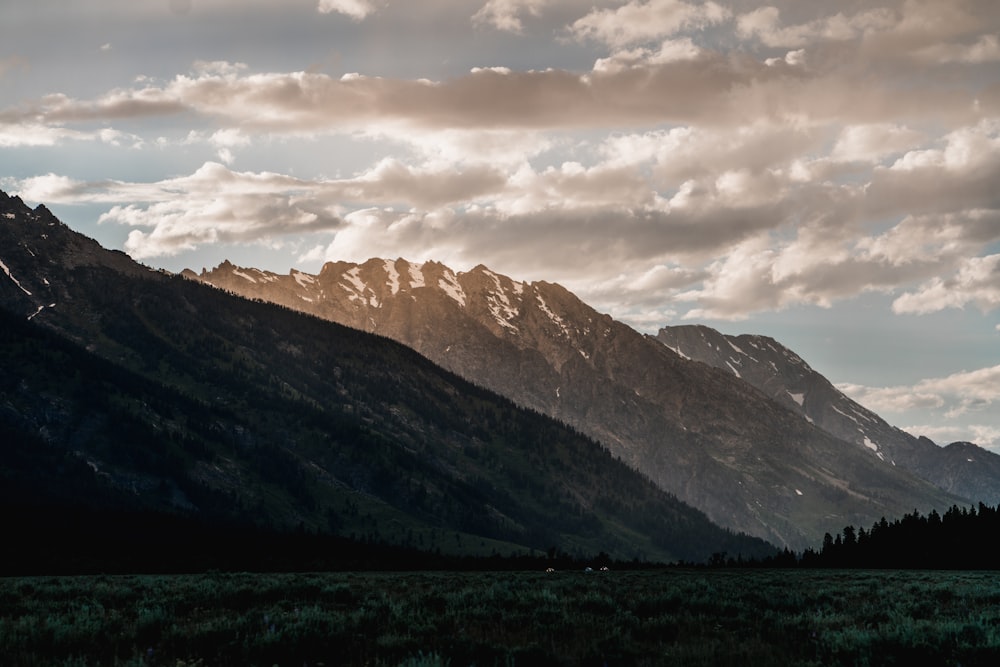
left=188, top=258, right=966, bottom=549
left=656, top=324, right=1000, bottom=506
left=0, top=189, right=775, bottom=565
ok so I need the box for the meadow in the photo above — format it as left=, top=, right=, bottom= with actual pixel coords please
left=2, top=568, right=1000, bottom=666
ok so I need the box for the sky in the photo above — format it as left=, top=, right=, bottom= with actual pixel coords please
left=2, top=0, right=999, bottom=450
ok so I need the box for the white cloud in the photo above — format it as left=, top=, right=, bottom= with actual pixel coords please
left=0, top=122, right=142, bottom=148
left=736, top=5, right=897, bottom=49
left=593, top=38, right=704, bottom=73
left=676, top=236, right=784, bottom=320
left=840, top=364, right=1000, bottom=419
left=570, top=0, right=731, bottom=48
left=317, top=0, right=378, bottom=20
left=899, top=424, right=1000, bottom=451
left=831, top=124, right=924, bottom=163
left=857, top=210, right=1000, bottom=268
left=838, top=362, right=1000, bottom=451
left=472, top=0, right=548, bottom=33
left=893, top=254, right=1000, bottom=314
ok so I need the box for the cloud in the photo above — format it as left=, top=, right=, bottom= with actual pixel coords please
left=592, top=38, right=705, bottom=73
left=317, top=0, right=378, bottom=20
left=844, top=365, right=1000, bottom=413
left=0, top=122, right=140, bottom=148
left=209, top=128, right=250, bottom=165
left=830, top=124, right=925, bottom=163
left=472, top=0, right=548, bottom=33
left=914, top=34, right=1000, bottom=63
left=97, top=164, right=342, bottom=259
left=570, top=0, right=730, bottom=48
left=892, top=254, right=1000, bottom=314
left=3, top=2, right=998, bottom=327
left=839, top=364, right=1000, bottom=448
left=899, top=424, right=1000, bottom=451
left=4, top=39, right=992, bottom=148
left=737, top=6, right=896, bottom=49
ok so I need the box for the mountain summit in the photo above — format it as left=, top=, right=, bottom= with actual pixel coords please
left=189, top=257, right=969, bottom=549
left=656, top=324, right=1000, bottom=506
left=1, top=190, right=773, bottom=564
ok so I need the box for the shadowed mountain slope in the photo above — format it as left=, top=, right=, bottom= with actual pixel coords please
left=0, top=189, right=773, bottom=564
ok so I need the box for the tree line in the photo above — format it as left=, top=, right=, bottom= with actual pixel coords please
left=714, top=503, right=1000, bottom=569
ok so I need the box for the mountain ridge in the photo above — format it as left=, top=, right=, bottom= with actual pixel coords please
left=1, top=189, right=773, bottom=564
left=656, top=324, right=1000, bottom=506
left=187, top=255, right=969, bottom=549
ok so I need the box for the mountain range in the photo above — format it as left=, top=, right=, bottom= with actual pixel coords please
left=186, top=256, right=993, bottom=549
left=5, top=187, right=997, bottom=559
left=0, top=189, right=773, bottom=566
left=656, top=325, right=1000, bottom=507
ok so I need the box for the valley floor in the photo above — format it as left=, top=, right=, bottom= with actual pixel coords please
left=2, top=568, right=999, bottom=666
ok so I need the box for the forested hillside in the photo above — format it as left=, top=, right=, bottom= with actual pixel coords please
left=0, top=191, right=774, bottom=569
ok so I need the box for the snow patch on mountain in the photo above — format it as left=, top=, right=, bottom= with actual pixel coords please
left=27, top=303, right=56, bottom=320
left=3, top=213, right=14, bottom=220
left=832, top=404, right=862, bottom=427
left=343, top=267, right=365, bottom=294
left=536, top=294, right=570, bottom=337
left=292, top=270, right=315, bottom=288
left=1, top=259, right=32, bottom=295
left=407, top=262, right=425, bottom=289
left=662, top=343, right=690, bottom=360
left=483, top=270, right=519, bottom=331
left=384, top=260, right=400, bottom=295
left=232, top=268, right=258, bottom=283
left=438, top=269, right=466, bottom=306
left=787, top=391, right=805, bottom=406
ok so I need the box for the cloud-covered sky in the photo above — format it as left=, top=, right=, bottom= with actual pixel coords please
left=3, top=0, right=999, bottom=450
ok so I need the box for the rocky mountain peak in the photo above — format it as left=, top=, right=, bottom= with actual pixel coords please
left=189, top=254, right=974, bottom=549
left=657, top=323, right=1000, bottom=506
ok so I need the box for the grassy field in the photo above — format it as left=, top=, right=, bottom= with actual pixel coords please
left=2, top=568, right=1000, bottom=666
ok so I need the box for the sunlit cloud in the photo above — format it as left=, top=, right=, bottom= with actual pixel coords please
left=840, top=365, right=1000, bottom=451
left=472, top=0, right=549, bottom=33
left=840, top=365, right=1000, bottom=420
left=736, top=6, right=896, bottom=49
left=317, top=0, right=379, bottom=20
left=570, top=0, right=731, bottom=48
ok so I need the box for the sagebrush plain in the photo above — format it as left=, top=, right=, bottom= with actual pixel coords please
left=4, top=568, right=1000, bottom=666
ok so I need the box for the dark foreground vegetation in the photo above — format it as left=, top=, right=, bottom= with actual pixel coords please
left=3, top=569, right=1000, bottom=666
